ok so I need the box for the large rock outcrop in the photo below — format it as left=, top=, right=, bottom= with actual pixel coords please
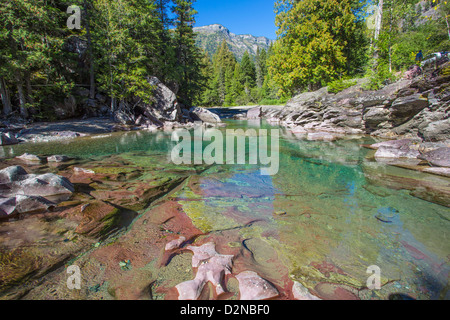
left=251, top=63, right=450, bottom=143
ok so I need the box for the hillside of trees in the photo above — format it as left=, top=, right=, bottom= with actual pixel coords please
left=0, top=0, right=203, bottom=121
left=1, top=0, right=449, bottom=118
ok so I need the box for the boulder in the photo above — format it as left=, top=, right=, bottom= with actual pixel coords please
left=389, top=94, right=429, bottom=124
left=16, top=173, right=74, bottom=198
left=47, top=155, right=71, bottom=163
left=140, top=77, right=180, bottom=123
left=363, top=106, right=391, bottom=130
left=420, top=119, right=450, bottom=142
left=375, top=146, right=420, bottom=159
left=16, top=153, right=45, bottom=163
left=418, top=147, right=450, bottom=167
left=0, top=197, right=16, bottom=218
left=54, top=95, right=77, bottom=120
left=0, top=132, right=19, bottom=146
left=0, top=166, right=28, bottom=184
left=372, top=139, right=421, bottom=159
left=114, top=110, right=135, bottom=125
left=371, top=139, right=419, bottom=150
left=189, top=107, right=222, bottom=124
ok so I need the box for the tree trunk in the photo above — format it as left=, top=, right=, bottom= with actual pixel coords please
left=84, top=0, right=96, bottom=100
left=0, top=76, right=12, bottom=115
left=446, top=15, right=450, bottom=41
left=17, top=78, right=28, bottom=118
left=374, top=0, right=383, bottom=42
left=373, top=0, right=384, bottom=70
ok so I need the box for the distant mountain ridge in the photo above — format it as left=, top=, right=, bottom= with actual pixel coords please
left=193, top=24, right=274, bottom=61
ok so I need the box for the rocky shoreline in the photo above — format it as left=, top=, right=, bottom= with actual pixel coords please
left=243, top=63, right=450, bottom=178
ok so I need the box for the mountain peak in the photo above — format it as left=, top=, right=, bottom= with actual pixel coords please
left=193, top=24, right=274, bottom=61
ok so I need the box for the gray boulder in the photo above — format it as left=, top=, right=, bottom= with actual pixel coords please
left=389, top=94, right=429, bottom=125
left=54, top=95, right=77, bottom=120
left=418, top=147, right=450, bottom=167
left=144, top=77, right=180, bottom=122
left=189, top=107, right=222, bottom=124
left=363, top=106, right=391, bottom=130
left=375, top=146, right=420, bottom=159
left=0, top=165, right=74, bottom=201
left=47, top=155, right=71, bottom=163
left=0, top=197, right=16, bottom=217
left=420, top=119, right=450, bottom=142
left=16, top=153, right=45, bottom=163
left=0, top=166, right=28, bottom=184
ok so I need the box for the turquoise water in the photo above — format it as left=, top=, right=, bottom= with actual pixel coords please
left=2, top=120, right=449, bottom=299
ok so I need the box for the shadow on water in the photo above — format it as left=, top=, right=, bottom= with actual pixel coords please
left=388, top=293, right=416, bottom=300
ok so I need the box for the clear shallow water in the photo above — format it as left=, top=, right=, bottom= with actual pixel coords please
left=2, top=120, right=449, bottom=299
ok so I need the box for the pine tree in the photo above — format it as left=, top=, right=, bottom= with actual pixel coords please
left=172, top=0, right=204, bottom=106
left=0, top=0, right=70, bottom=118
left=255, top=48, right=268, bottom=88
left=240, top=51, right=256, bottom=90
left=212, top=40, right=237, bottom=105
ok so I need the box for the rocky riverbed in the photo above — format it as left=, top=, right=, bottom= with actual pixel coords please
left=0, top=64, right=449, bottom=301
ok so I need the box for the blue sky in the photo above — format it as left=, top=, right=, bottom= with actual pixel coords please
left=192, top=0, right=277, bottom=39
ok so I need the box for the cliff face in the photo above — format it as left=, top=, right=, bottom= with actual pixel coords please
left=193, top=24, right=274, bottom=61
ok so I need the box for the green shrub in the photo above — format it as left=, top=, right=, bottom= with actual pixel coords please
left=327, top=78, right=358, bottom=94
left=362, top=62, right=397, bottom=91
left=258, top=96, right=290, bottom=106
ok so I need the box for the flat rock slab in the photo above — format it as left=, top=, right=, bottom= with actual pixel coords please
left=418, top=147, right=450, bottom=167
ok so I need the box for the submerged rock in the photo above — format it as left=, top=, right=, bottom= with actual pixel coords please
left=292, top=281, right=321, bottom=300
left=0, top=166, right=74, bottom=218
left=16, top=153, right=45, bottom=163
left=314, top=282, right=360, bottom=300
left=75, top=200, right=120, bottom=237
left=165, top=236, right=186, bottom=251
left=47, top=155, right=71, bottom=163
left=235, top=271, right=279, bottom=300
left=175, top=242, right=233, bottom=300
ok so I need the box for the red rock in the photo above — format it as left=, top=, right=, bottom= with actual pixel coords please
left=235, top=271, right=279, bottom=300
left=314, top=282, right=360, bottom=300
left=175, top=242, right=234, bottom=300
left=292, top=281, right=321, bottom=300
